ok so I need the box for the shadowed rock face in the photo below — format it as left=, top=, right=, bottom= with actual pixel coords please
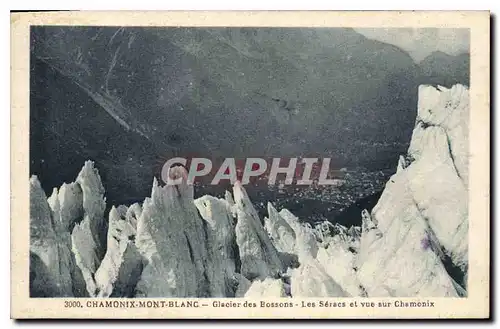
left=30, top=27, right=469, bottom=207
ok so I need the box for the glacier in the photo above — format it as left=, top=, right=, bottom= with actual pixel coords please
left=29, top=84, right=468, bottom=298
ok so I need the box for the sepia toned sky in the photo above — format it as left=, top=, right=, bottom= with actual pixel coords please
left=354, top=28, right=470, bottom=62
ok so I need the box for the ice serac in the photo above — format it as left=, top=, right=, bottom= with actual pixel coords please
left=290, top=259, right=348, bottom=297
left=125, top=203, right=142, bottom=230
left=46, top=184, right=88, bottom=297
left=29, top=82, right=469, bottom=299
left=234, top=273, right=252, bottom=297
left=194, top=195, right=238, bottom=297
left=71, top=161, right=107, bottom=296
left=244, top=278, right=288, bottom=297
left=233, top=181, right=285, bottom=281
left=410, top=84, right=469, bottom=187
left=262, top=204, right=350, bottom=296
left=408, top=84, right=469, bottom=271
left=48, top=183, right=84, bottom=232
left=356, top=84, right=469, bottom=297
left=289, top=222, right=348, bottom=297
left=94, top=206, right=144, bottom=297
left=30, top=176, right=86, bottom=297
left=265, top=205, right=312, bottom=259
left=278, top=208, right=303, bottom=234
left=264, top=202, right=300, bottom=269
left=134, top=167, right=218, bottom=297
left=315, top=223, right=365, bottom=297
left=356, top=182, right=460, bottom=297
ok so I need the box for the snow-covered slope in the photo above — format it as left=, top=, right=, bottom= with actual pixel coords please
left=29, top=84, right=468, bottom=298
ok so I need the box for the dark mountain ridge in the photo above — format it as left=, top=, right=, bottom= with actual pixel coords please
left=30, top=27, right=469, bottom=208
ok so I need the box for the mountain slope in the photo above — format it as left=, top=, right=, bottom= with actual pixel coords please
left=30, top=27, right=469, bottom=208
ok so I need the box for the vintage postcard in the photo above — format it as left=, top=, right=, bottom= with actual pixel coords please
left=11, top=11, right=490, bottom=319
